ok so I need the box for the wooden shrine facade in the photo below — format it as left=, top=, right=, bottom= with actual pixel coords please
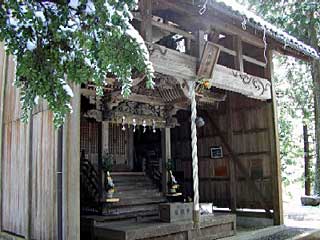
left=0, top=0, right=318, bottom=239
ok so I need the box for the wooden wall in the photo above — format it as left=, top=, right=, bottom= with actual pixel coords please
left=31, top=110, right=58, bottom=239
left=0, top=44, right=81, bottom=239
left=0, top=47, right=59, bottom=238
left=172, top=92, right=274, bottom=211
left=1, top=49, right=29, bottom=237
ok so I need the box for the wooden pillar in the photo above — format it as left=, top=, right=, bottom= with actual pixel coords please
left=233, top=36, right=244, bottom=72
left=265, top=50, right=283, bottom=225
left=26, top=113, right=33, bottom=240
left=98, top=122, right=103, bottom=198
left=161, top=128, right=171, bottom=194
left=139, top=0, right=152, bottom=42
left=227, top=35, right=243, bottom=212
left=0, top=43, right=8, bottom=233
left=191, top=30, right=205, bottom=59
left=303, top=124, right=311, bottom=196
left=127, top=130, right=134, bottom=171
left=101, top=121, right=109, bottom=191
left=62, top=83, right=81, bottom=240
left=102, top=121, right=109, bottom=154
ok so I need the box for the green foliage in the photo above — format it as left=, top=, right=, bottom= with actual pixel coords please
left=238, top=0, right=320, bottom=46
left=0, top=0, right=154, bottom=127
left=275, top=56, right=315, bottom=186
left=237, top=0, right=320, bottom=194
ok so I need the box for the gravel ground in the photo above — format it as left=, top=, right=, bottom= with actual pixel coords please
left=255, top=228, right=308, bottom=240
left=283, top=201, right=320, bottom=229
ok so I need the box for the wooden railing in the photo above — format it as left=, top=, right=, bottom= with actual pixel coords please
left=80, top=156, right=101, bottom=214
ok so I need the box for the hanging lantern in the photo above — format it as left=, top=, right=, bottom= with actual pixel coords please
left=142, top=120, right=147, bottom=133
left=195, top=117, right=205, bottom=127
left=122, top=116, right=126, bottom=131
left=132, top=119, right=137, bottom=132
left=152, top=119, right=156, bottom=133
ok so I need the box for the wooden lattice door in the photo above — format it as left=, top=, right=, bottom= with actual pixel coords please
left=80, top=119, right=99, bottom=169
left=108, top=123, right=130, bottom=171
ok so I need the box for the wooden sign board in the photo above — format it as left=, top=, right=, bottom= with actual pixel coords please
left=197, top=42, right=221, bottom=79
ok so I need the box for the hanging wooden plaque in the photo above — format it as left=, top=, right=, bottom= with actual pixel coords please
left=197, top=42, right=220, bottom=79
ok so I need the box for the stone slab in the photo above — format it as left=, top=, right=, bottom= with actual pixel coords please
left=94, top=214, right=236, bottom=240
left=301, top=196, right=320, bottom=206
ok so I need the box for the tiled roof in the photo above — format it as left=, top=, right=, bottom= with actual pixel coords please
left=208, top=0, right=320, bottom=59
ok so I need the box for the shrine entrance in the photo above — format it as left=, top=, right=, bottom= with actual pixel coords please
left=133, top=126, right=162, bottom=173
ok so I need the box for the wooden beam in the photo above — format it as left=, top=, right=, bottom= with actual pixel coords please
left=216, top=44, right=236, bottom=56
left=149, top=44, right=197, bottom=81
left=149, top=44, right=271, bottom=100
left=215, top=43, right=267, bottom=68
left=153, top=0, right=265, bottom=48
left=205, top=112, right=272, bottom=215
left=265, top=50, right=283, bottom=225
left=211, top=65, right=271, bottom=100
left=133, top=12, right=195, bottom=41
left=208, top=30, right=221, bottom=43
left=0, top=43, right=8, bottom=233
left=139, top=0, right=153, bottom=42
left=213, top=209, right=273, bottom=219
left=243, top=55, right=267, bottom=68
left=116, top=93, right=166, bottom=106
left=62, top=83, right=81, bottom=240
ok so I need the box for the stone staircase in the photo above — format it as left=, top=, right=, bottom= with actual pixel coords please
left=107, top=172, right=167, bottom=220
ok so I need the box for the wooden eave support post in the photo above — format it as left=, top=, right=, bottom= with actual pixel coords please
left=227, top=35, right=243, bottom=212
left=139, top=0, right=152, bottom=43
left=161, top=128, right=171, bottom=195
left=265, top=50, right=283, bottom=225
left=62, top=83, right=81, bottom=239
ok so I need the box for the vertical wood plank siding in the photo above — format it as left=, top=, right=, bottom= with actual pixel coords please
left=2, top=121, right=28, bottom=236
left=31, top=111, right=58, bottom=239
left=1, top=53, right=29, bottom=237
left=0, top=43, right=77, bottom=239
left=172, top=93, right=274, bottom=210
left=0, top=42, right=8, bottom=231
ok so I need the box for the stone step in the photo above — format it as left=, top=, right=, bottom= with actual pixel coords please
left=111, top=196, right=167, bottom=208
left=84, top=209, right=159, bottom=223
left=108, top=203, right=161, bottom=215
left=115, top=182, right=157, bottom=191
left=114, top=189, right=162, bottom=198
left=113, top=180, right=155, bottom=187
left=111, top=172, right=145, bottom=176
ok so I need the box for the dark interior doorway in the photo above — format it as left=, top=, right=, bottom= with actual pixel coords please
left=133, top=127, right=162, bottom=172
